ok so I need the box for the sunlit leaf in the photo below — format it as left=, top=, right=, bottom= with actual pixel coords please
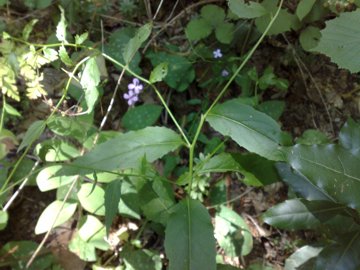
left=78, top=183, right=105, bottom=216
left=56, top=6, right=68, bottom=43
left=123, top=23, right=152, bottom=64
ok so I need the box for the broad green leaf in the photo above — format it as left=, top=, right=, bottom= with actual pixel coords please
left=78, top=183, right=105, bottom=215
left=313, top=10, right=360, bottom=72
left=165, top=198, right=216, bottom=270
left=185, top=18, right=212, bottom=41
left=296, top=0, right=316, bottom=21
left=0, top=210, right=8, bottom=230
left=78, top=215, right=109, bottom=250
left=255, top=0, right=300, bottom=35
left=288, top=144, right=360, bottom=211
left=276, top=163, right=331, bottom=201
left=201, top=5, right=225, bottom=27
left=35, top=200, right=77, bottom=234
left=149, top=62, right=168, bottom=83
left=139, top=176, right=175, bottom=225
left=262, top=199, right=349, bottom=230
left=122, top=104, right=163, bottom=130
left=339, top=118, right=360, bottom=153
left=123, top=23, right=152, bottom=64
left=118, top=178, right=141, bottom=219
left=4, top=103, right=21, bottom=117
left=69, top=232, right=97, bottom=262
left=215, top=22, right=235, bottom=44
left=207, top=99, right=285, bottom=161
left=75, top=32, right=88, bottom=45
left=295, top=129, right=330, bottom=145
left=18, top=120, right=45, bottom=152
left=314, top=232, right=360, bottom=270
left=256, top=100, right=285, bottom=121
left=228, top=0, right=267, bottom=19
left=22, top=19, right=38, bottom=41
left=58, top=45, right=73, bottom=66
left=80, top=57, right=100, bottom=113
left=59, top=127, right=183, bottom=176
left=37, top=165, right=77, bottom=191
left=299, top=26, right=321, bottom=51
left=215, top=206, right=253, bottom=257
left=121, top=245, right=162, bottom=270
left=285, top=245, right=323, bottom=270
left=56, top=6, right=67, bottom=43
left=104, top=179, right=122, bottom=235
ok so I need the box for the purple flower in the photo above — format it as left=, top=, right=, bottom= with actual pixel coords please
left=123, top=90, right=139, bottom=106
left=128, top=78, right=143, bottom=94
left=213, top=48, right=223, bottom=59
left=221, top=69, right=229, bottom=77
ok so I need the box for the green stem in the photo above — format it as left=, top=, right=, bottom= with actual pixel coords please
left=0, top=95, right=5, bottom=133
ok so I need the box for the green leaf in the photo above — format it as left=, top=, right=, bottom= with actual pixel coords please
left=300, top=26, right=321, bottom=51
left=59, top=127, right=183, bottom=176
left=122, top=104, right=163, bottom=130
left=123, top=23, right=152, bottom=64
left=34, top=0, right=52, bottom=9
left=22, top=19, right=38, bottom=41
left=149, top=62, right=168, bottom=83
left=215, top=22, right=235, bottom=44
left=42, top=47, right=58, bottom=62
left=69, top=232, right=97, bottom=262
left=215, top=206, right=253, bottom=257
left=288, top=144, right=360, bottom=211
left=4, top=103, right=21, bottom=117
left=314, top=232, right=360, bottom=270
left=165, top=198, right=216, bottom=270
left=78, top=215, right=109, bottom=250
left=35, top=139, right=80, bottom=162
left=206, top=99, right=285, bottom=161
left=35, top=200, right=77, bottom=234
left=256, top=100, right=285, bottom=120
left=296, top=0, right=316, bottom=21
left=295, top=129, right=330, bottom=145
left=58, top=45, right=73, bottom=66
left=75, top=32, right=88, bottom=45
left=56, top=6, right=67, bottom=43
left=118, top=178, right=141, bottom=219
left=285, top=245, right=323, bottom=270
left=121, top=245, right=162, bottom=270
left=339, top=118, right=360, bottom=153
left=262, top=199, right=349, bottom=230
left=228, top=0, right=267, bottom=19
left=196, top=153, right=243, bottom=175
left=80, top=57, right=100, bottom=113
left=104, top=179, right=122, bottom=235
left=36, top=165, right=78, bottom=191
left=313, top=10, right=360, bottom=73
left=78, top=183, right=105, bottom=215
left=185, top=18, right=212, bottom=41
left=201, top=4, right=225, bottom=27
left=0, top=210, right=8, bottom=230
left=18, top=120, right=45, bottom=152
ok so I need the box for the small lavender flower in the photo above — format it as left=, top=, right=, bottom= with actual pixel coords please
left=123, top=90, right=139, bottom=106
left=213, top=48, right=223, bottom=59
left=221, top=69, right=229, bottom=77
left=128, top=78, right=143, bottom=94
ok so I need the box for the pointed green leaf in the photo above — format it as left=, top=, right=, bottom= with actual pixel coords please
left=80, top=57, right=100, bottom=113
left=207, top=99, right=285, bottom=161
left=104, top=179, right=122, bottom=235
left=56, top=6, right=67, bottom=43
left=262, top=199, right=349, bottom=230
left=165, top=198, right=216, bottom=270
left=228, top=0, right=267, bottom=19
left=75, top=32, right=89, bottom=45
left=18, top=120, right=45, bottom=152
left=296, top=0, right=316, bottom=21
left=78, top=183, right=105, bottom=215
left=59, top=127, right=183, bottom=176
left=285, top=245, right=323, bottom=270
left=123, top=23, right=152, bottom=64
left=288, top=144, right=360, bottom=211
left=58, top=45, right=73, bottom=66
left=149, top=62, right=168, bottom=83
left=35, top=200, right=77, bottom=234
left=339, top=118, right=360, bottom=153
left=4, top=103, right=21, bottom=117
left=22, top=19, right=38, bottom=41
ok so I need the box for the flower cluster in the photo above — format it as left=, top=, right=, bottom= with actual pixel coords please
left=213, top=48, right=223, bottom=59
left=123, top=78, right=143, bottom=106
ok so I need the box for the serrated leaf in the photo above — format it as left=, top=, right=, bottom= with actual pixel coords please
left=22, top=19, right=38, bottom=41
left=36, top=165, right=78, bottom=191
left=42, top=47, right=58, bottom=62
left=149, top=62, right=168, bottom=83
left=104, top=179, right=122, bottom=235
left=215, top=22, right=234, bottom=44
left=0, top=210, right=8, bottom=230
left=80, top=57, right=100, bottom=113
left=300, top=26, right=321, bottom=51
left=288, top=144, right=360, bottom=211
left=201, top=4, right=225, bottom=27
left=122, top=104, right=162, bottom=130
left=313, top=10, right=360, bottom=73
left=58, top=45, right=73, bottom=66
left=123, top=23, right=152, bottom=64
left=56, top=6, right=67, bottom=43
left=78, top=215, right=109, bottom=250
left=215, top=206, right=253, bottom=257
left=59, top=127, right=183, bottom=176
left=165, top=198, right=216, bottom=270
left=296, top=0, right=316, bottom=21
left=185, top=18, right=212, bottom=41
left=339, top=118, right=360, bottom=153
left=18, top=120, right=45, bottom=152
left=228, top=0, right=267, bottom=19
left=35, top=200, right=77, bottom=234
left=206, top=99, right=285, bottom=161
left=78, top=183, right=105, bottom=215
left=263, top=199, right=350, bottom=230
left=75, top=32, right=88, bottom=45
left=285, top=245, right=323, bottom=270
